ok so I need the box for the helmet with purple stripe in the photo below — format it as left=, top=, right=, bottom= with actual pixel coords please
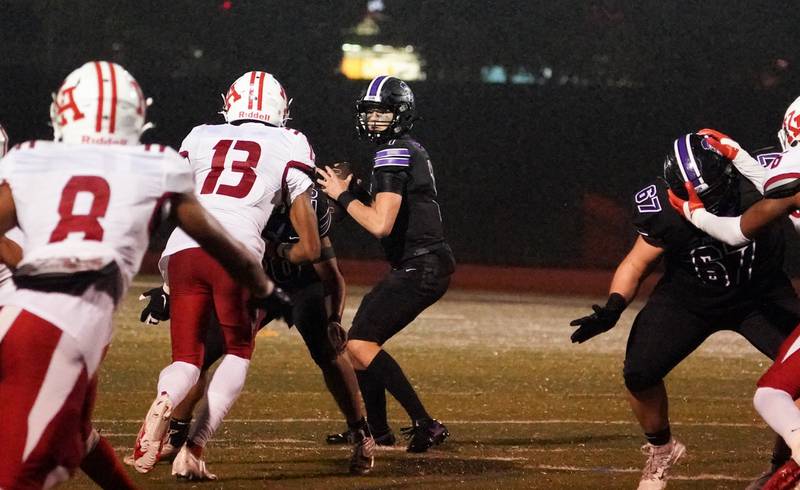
left=663, top=133, right=738, bottom=215
left=355, top=76, right=416, bottom=143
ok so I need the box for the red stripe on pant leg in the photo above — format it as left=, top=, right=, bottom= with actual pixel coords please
left=758, top=323, right=800, bottom=397
left=20, top=365, right=88, bottom=488
left=213, top=276, right=254, bottom=359
left=169, top=249, right=215, bottom=366
left=0, top=310, right=87, bottom=488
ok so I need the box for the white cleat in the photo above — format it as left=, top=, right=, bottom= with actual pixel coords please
left=637, top=438, right=686, bottom=490
left=172, top=445, right=218, bottom=481
left=132, top=392, right=173, bottom=474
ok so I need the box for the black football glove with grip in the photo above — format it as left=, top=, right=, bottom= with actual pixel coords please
left=248, top=286, right=293, bottom=327
left=139, top=286, right=170, bottom=325
left=570, top=293, right=627, bottom=343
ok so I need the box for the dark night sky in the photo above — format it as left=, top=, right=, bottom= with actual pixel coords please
left=1, top=0, right=799, bottom=267
left=1, top=1, right=796, bottom=88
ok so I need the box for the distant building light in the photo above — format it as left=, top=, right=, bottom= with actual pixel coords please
left=340, top=43, right=425, bottom=81
left=511, top=66, right=535, bottom=85
left=193, top=49, right=204, bottom=59
left=367, top=0, right=385, bottom=13
left=542, top=67, right=553, bottom=79
left=220, top=0, right=233, bottom=10
left=481, top=65, right=507, bottom=84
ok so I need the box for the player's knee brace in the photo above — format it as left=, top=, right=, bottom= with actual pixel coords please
left=623, top=369, right=662, bottom=393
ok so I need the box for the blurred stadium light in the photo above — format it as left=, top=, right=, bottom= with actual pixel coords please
left=340, top=43, right=425, bottom=81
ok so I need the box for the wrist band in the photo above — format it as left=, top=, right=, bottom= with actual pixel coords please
left=338, top=191, right=356, bottom=210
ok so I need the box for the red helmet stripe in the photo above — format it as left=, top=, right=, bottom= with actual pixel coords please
left=93, top=61, right=105, bottom=132
left=247, top=71, right=256, bottom=110
left=257, top=72, right=265, bottom=111
left=107, top=62, right=118, bottom=134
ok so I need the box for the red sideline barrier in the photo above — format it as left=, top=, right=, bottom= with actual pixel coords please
left=145, top=253, right=800, bottom=298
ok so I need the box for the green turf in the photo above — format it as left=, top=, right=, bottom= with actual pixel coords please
left=63, top=280, right=778, bottom=488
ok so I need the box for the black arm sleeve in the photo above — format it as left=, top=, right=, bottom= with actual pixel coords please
left=374, top=170, right=409, bottom=195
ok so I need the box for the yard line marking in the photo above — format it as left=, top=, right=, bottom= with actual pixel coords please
left=94, top=418, right=766, bottom=428
left=528, top=465, right=750, bottom=481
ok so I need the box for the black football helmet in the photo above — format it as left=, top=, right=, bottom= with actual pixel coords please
left=663, top=133, right=739, bottom=215
left=355, top=76, right=416, bottom=143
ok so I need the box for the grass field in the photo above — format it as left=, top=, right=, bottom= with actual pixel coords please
left=64, top=277, right=780, bottom=489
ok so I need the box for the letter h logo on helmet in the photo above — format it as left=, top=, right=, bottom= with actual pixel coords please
left=53, top=85, right=86, bottom=126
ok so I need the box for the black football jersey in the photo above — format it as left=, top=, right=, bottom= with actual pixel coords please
left=631, top=173, right=787, bottom=313
left=262, top=185, right=333, bottom=290
left=369, top=135, right=447, bottom=266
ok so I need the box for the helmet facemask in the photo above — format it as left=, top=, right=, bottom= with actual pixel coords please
left=355, top=76, right=416, bottom=144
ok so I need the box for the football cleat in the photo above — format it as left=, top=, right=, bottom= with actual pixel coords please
left=133, top=392, right=173, bottom=473
left=637, top=438, right=686, bottom=490
left=401, top=419, right=449, bottom=453
left=172, top=445, right=218, bottom=481
left=349, top=429, right=376, bottom=475
left=327, top=428, right=396, bottom=446
left=762, top=459, right=800, bottom=490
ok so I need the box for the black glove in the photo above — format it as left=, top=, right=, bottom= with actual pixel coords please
left=139, top=286, right=170, bottom=325
left=569, top=293, right=627, bottom=343
left=248, top=286, right=293, bottom=327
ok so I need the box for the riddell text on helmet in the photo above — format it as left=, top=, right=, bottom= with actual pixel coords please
left=238, top=111, right=271, bottom=122
left=82, top=135, right=130, bottom=145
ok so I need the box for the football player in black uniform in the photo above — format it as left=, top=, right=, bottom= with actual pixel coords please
left=570, top=133, right=800, bottom=489
left=317, top=76, right=456, bottom=453
left=136, top=171, right=376, bottom=476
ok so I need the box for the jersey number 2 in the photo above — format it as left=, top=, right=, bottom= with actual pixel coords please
left=201, top=139, right=261, bottom=198
left=49, top=176, right=110, bottom=242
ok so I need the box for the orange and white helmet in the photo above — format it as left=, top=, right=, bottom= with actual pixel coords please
left=779, top=95, right=800, bottom=151
left=222, top=71, right=289, bottom=126
left=0, top=124, right=8, bottom=157
left=50, top=61, right=148, bottom=145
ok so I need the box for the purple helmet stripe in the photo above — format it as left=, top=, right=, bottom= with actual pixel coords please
left=367, top=76, right=387, bottom=98
left=674, top=134, right=707, bottom=192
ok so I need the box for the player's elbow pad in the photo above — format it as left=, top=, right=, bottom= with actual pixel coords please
left=691, top=210, right=750, bottom=247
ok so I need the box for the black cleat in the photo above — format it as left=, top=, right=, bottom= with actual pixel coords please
left=326, top=429, right=355, bottom=445
left=373, top=430, right=396, bottom=446
left=401, top=419, right=449, bottom=453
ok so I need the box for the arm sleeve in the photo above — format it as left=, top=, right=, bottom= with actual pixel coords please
left=689, top=209, right=750, bottom=246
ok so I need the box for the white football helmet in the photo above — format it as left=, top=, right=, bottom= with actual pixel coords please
left=50, top=61, right=148, bottom=145
left=0, top=124, right=8, bottom=157
left=221, top=71, right=289, bottom=126
left=778, top=95, right=800, bottom=151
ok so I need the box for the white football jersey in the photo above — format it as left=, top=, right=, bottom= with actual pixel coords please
left=0, top=139, right=192, bottom=317
left=734, top=147, right=800, bottom=233
left=162, top=122, right=314, bottom=263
